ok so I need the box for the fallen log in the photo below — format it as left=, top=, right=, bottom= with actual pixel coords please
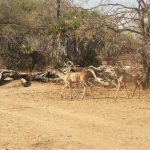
left=0, top=69, right=59, bottom=86
left=20, top=78, right=32, bottom=87
left=0, top=69, right=19, bottom=81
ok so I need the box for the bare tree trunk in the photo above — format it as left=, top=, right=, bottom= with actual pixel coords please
left=141, top=50, right=150, bottom=89
left=56, top=0, right=61, bottom=21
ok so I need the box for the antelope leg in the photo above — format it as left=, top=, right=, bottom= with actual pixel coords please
left=89, top=86, right=94, bottom=99
left=60, top=83, right=68, bottom=98
left=115, top=82, right=121, bottom=99
left=81, top=85, right=87, bottom=99
left=124, top=83, right=129, bottom=99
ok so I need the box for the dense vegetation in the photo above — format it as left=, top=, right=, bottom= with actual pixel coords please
left=0, top=0, right=138, bottom=71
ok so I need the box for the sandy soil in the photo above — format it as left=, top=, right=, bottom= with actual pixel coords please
left=0, top=80, right=150, bottom=150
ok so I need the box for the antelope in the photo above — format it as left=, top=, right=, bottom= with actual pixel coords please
left=56, top=69, right=94, bottom=99
left=115, top=69, right=142, bottom=99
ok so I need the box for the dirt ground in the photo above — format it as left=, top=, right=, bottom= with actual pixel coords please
left=0, top=80, right=150, bottom=150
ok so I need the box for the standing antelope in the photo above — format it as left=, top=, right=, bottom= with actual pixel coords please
left=115, top=69, right=142, bottom=99
left=56, top=69, right=94, bottom=99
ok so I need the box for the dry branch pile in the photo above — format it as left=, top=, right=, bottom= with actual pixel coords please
left=0, top=69, right=58, bottom=87
left=0, top=60, right=145, bottom=89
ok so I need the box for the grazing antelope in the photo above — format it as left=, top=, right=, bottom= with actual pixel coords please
left=115, top=70, right=142, bottom=99
left=56, top=69, right=94, bottom=99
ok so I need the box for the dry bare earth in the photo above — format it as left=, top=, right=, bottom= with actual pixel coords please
left=0, top=80, right=150, bottom=150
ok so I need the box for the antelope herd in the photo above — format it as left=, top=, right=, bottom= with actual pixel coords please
left=0, top=61, right=145, bottom=100
left=55, top=61, right=144, bottom=100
